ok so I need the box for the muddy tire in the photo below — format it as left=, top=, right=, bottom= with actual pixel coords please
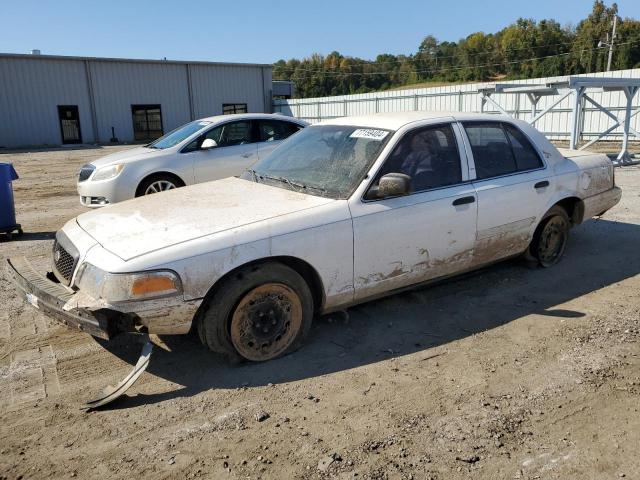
left=197, top=262, right=314, bottom=362
left=527, top=206, right=570, bottom=268
left=136, top=174, right=185, bottom=197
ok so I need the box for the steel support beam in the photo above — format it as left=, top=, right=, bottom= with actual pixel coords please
left=570, top=87, right=586, bottom=150
left=530, top=90, right=573, bottom=125
left=618, top=86, right=640, bottom=163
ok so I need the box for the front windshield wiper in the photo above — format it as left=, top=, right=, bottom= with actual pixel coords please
left=256, top=173, right=327, bottom=195
left=247, top=168, right=260, bottom=183
left=145, top=143, right=158, bottom=149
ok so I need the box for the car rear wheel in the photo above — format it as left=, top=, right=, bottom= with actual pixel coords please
left=136, top=174, right=185, bottom=197
left=528, top=206, right=570, bottom=268
left=198, top=262, right=313, bottom=362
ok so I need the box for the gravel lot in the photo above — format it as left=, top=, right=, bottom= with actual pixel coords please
left=0, top=145, right=639, bottom=480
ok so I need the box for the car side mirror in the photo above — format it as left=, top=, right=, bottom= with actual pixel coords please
left=201, top=138, right=218, bottom=150
left=366, top=173, right=412, bottom=200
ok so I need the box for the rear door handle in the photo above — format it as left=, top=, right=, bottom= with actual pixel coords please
left=534, top=180, right=549, bottom=189
left=452, top=196, right=475, bottom=206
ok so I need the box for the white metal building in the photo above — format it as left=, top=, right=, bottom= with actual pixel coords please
left=0, top=53, right=273, bottom=148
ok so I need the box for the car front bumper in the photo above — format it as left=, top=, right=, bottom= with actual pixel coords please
left=7, top=256, right=133, bottom=339
left=77, top=176, right=136, bottom=208
left=7, top=257, right=200, bottom=338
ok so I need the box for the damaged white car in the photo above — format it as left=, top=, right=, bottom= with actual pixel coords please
left=8, top=112, right=621, bottom=404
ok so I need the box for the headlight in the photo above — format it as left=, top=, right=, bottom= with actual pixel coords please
left=76, top=263, right=182, bottom=303
left=92, top=164, right=125, bottom=181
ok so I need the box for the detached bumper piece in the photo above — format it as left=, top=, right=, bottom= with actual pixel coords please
left=85, top=334, right=153, bottom=410
left=7, top=256, right=133, bottom=339
left=7, top=257, right=153, bottom=409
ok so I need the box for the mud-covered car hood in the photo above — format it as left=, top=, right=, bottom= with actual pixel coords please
left=76, top=177, right=333, bottom=261
left=90, top=146, right=167, bottom=168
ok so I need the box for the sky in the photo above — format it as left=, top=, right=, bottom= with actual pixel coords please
left=2, top=0, right=639, bottom=64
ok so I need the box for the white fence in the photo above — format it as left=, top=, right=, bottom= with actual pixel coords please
left=273, top=69, right=640, bottom=142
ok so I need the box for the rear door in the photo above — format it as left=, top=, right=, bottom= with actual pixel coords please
left=189, top=120, right=258, bottom=182
left=255, top=119, right=304, bottom=160
left=462, top=121, right=554, bottom=266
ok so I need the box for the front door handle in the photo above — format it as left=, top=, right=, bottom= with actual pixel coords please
left=534, top=180, right=549, bottom=189
left=452, top=196, right=475, bottom=206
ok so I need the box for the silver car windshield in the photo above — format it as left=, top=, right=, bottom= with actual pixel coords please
left=147, top=120, right=211, bottom=149
left=246, top=125, right=393, bottom=199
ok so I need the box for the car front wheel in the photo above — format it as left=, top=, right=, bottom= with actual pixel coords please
left=198, top=262, right=314, bottom=362
left=136, top=174, right=185, bottom=197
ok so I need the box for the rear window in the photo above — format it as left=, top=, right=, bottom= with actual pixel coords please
left=463, top=122, right=543, bottom=179
left=463, top=123, right=517, bottom=179
left=258, top=120, right=302, bottom=142
left=504, top=124, right=543, bottom=171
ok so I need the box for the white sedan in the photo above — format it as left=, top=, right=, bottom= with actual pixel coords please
left=10, top=112, right=621, bottom=365
left=76, top=113, right=307, bottom=207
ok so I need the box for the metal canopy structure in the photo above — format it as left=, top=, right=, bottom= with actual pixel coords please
left=478, top=77, right=640, bottom=164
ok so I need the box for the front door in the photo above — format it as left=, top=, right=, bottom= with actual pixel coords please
left=57, top=105, right=82, bottom=144
left=350, top=122, right=478, bottom=301
left=191, top=120, right=258, bottom=182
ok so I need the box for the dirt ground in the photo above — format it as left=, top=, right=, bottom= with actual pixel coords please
left=1, top=144, right=639, bottom=480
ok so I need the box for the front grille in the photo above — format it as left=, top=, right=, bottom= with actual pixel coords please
left=53, top=241, right=75, bottom=283
left=78, top=164, right=95, bottom=182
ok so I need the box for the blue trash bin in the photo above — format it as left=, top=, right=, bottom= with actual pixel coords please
left=0, top=163, right=22, bottom=239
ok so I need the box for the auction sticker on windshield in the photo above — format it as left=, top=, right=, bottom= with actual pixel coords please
left=349, top=129, right=389, bottom=140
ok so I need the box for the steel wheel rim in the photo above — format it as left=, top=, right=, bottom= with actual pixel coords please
left=230, top=283, right=302, bottom=362
left=538, top=216, right=567, bottom=266
left=145, top=180, right=176, bottom=195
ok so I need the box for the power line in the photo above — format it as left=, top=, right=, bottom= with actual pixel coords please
left=274, top=37, right=601, bottom=74
left=272, top=38, right=640, bottom=81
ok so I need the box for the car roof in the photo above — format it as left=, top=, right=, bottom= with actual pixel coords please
left=317, top=111, right=513, bottom=131
left=196, top=113, right=308, bottom=126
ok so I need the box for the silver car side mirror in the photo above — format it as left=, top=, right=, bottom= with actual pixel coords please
left=201, top=138, right=218, bottom=150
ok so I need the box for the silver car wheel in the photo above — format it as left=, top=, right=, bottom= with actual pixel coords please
left=144, top=180, right=176, bottom=195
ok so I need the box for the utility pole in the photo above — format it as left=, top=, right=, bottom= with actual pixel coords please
left=607, top=14, right=618, bottom=71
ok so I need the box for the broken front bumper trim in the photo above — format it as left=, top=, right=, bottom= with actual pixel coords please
left=7, top=256, right=134, bottom=340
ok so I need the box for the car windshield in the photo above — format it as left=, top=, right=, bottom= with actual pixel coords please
left=147, top=120, right=211, bottom=149
left=245, top=125, right=393, bottom=199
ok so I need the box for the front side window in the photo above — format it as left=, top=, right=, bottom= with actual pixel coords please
left=246, top=125, right=392, bottom=199
left=223, top=103, right=248, bottom=114
left=375, top=123, right=462, bottom=192
left=258, top=120, right=302, bottom=142
left=206, top=121, right=253, bottom=147
left=463, top=122, right=517, bottom=180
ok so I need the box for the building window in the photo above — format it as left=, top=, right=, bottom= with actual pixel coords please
left=131, top=104, right=163, bottom=141
left=222, top=103, right=248, bottom=115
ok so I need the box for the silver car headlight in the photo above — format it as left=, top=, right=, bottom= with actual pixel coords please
left=76, top=263, right=182, bottom=303
left=92, top=164, right=125, bottom=181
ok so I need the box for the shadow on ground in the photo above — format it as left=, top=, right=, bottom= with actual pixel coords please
left=97, top=218, right=640, bottom=409
left=1, top=231, right=56, bottom=242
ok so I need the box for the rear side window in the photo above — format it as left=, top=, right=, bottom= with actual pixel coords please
left=504, top=124, right=543, bottom=171
left=463, top=123, right=516, bottom=180
left=258, top=120, right=302, bottom=142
